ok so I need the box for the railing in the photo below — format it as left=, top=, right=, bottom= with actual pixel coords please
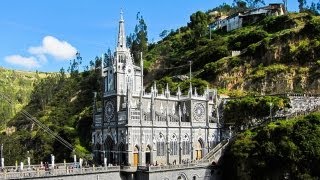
left=198, top=139, right=230, bottom=164
left=139, top=162, right=208, bottom=172
left=181, top=122, right=191, bottom=126
left=0, top=165, right=120, bottom=179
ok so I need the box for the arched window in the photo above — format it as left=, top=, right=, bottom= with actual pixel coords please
left=157, top=134, right=165, bottom=156
left=170, top=135, right=178, bottom=155
left=182, top=134, right=190, bottom=155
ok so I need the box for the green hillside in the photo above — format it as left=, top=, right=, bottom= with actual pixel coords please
left=0, top=67, right=49, bottom=130
left=144, top=12, right=320, bottom=96
left=1, top=3, right=320, bottom=171
left=0, top=62, right=102, bottom=164
left=222, top=112, right=320, bottom=179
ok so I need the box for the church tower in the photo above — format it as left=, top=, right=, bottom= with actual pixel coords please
left=100, top=11, right=142, bottom=166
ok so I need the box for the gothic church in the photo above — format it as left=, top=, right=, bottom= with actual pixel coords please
left=92, top=12, right=220, bottom=167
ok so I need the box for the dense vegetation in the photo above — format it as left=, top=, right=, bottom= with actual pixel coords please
left=224, top=95, right=290, bottom=129
left=1, top=1, right=320, bottom=173
left=0, top=68, right=49, bottom=130
left=222, top=112, right=320, bottom=179
left=144, top=11, right=320, bottom=95
left=0, top=58, right=102, bottom=165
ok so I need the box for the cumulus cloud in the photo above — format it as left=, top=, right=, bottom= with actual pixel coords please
left=4, top=55, right=40, bottom=69
left=28, top=36, right=77, bottom=60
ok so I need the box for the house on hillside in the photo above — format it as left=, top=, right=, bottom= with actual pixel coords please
left=210, top=3, right=286, bottom=32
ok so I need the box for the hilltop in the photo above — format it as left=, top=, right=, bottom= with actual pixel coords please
left=144, top=12, right=320, bottom=96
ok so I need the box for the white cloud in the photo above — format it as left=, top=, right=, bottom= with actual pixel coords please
left=4, top=55, right=40, bottom=69
left=28, top=36, right=77, bottom=60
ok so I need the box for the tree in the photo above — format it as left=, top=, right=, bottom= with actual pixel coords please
left=233, top=0, right=264, bottom=8
left=159, top=30, right=169, bottom=39
left=298, top=0, right=307, bottom=12
left=127, top=12, right=148, bottom=64
left=188, top=11, right=209, bottom=38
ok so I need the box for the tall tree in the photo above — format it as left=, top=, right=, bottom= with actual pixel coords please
left=127, top=12, right=148, bottom=64
left=188, top=11, right=209, bottom=38
left=298, top=0, right=307, bottom=12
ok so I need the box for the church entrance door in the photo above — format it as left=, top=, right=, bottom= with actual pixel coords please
left=133, top=146, right=139, bottom=166
left=195, top=139, right=204, bottom=160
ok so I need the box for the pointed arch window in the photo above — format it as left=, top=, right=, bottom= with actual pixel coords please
left=170, top=135, right=178, bottom=155
left=157, top=134, right=165, bottom=156
left=182, top=134, right=190, bottom=155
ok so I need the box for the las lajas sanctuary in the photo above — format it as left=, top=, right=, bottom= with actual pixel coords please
left=92, top=12, right=222, bottom=168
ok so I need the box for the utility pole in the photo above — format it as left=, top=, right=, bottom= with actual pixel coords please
left=0, top=144, right=3, bottom=168
left=189, top=61, right=192, bottom=82
left=269, top=102, right=273, bottom=121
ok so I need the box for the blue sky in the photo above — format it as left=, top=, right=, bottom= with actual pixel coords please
left=0, top=0, right=302, bottom=72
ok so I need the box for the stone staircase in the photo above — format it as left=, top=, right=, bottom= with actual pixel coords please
left=198, top=139, right=231, bottom=165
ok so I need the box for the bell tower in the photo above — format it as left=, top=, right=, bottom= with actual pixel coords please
left=114, top=10, right=134, bottom=95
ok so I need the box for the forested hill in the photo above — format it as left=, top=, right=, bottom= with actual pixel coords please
left=143, top=11, right=320, bottom=96
left=0, top=61, right=102, bottom=165
left=2, top=2, right=320, bottom=167
left=0, top=68, right=49, bottom=130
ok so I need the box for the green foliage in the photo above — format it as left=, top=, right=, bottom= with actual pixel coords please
left=2, top=61, right=102, bottom=164
left=262, top=15, right=296, bottom=33
left=222, top=112, right=320, bottom=179
left=229, top=28, right=269, bottom=50
left=127, top=12, right=148, bottom=63
left=0, top=68, right=49, bottom=130
left=188, top=11, right=209, bottom=38
left=224, top=95, right=289, bottom=128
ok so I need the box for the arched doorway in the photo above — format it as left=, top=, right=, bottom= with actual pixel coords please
left=145, top=145, right=151, bottom=165
left=195, top=138, right=204, bottom=160
left=118, top=143, right=126, bottom=165
left=105, top=136, right=114, bottom=165
left=133, top=145, right=139, bottom=166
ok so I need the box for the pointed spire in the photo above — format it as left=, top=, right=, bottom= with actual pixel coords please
left=117, top=10, right=126, bottom=48
left=177, top=86, right=182, bottom=98
left=194, top=87, right=198, bottom=97
left=154, top=82, right=158, bottom=96
left=165, top=83, right=170, bottom=98
left=188, top=83, right=193, bottom=98
left=178, top=105, right=182, bottom=120
left=205, top=84, right=210, bottom=100
left=101, top=54, right=105, bottom=77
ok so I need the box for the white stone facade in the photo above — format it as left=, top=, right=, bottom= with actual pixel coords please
left=92, top=12, right=220, bottom=167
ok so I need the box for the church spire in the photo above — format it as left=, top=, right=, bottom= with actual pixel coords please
left=117, top=10, right=126, bottom=48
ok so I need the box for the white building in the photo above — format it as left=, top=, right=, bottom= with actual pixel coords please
left=92, top=12, right=221, bottom=167
left=211, top=3, right=286, bottom=32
